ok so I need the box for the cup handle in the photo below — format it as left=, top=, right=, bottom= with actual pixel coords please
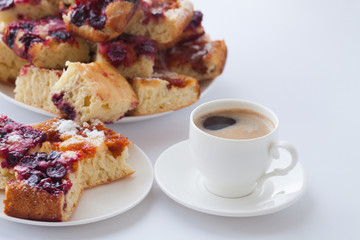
left=257, top=141, right=299, bottom=190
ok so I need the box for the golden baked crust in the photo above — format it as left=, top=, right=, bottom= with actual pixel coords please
left=4, top=181, right=65, bottom=222
left=105, top=1, right=139, bottom=33
left=63, top=0, right=140, bottom=42
left=125, top=0, right=193, bottom=43
left=51, top=61, right=139, bottom=123
left=128, top=71, right=200, bottom=115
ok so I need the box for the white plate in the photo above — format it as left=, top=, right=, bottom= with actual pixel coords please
left=0, top=143, right=154, bottom=226
left=155, top=140, right=306, bottom=217
left=0, top=78, right=215, bottom=123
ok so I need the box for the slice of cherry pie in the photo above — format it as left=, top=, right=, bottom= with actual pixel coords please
left=63, top=0, right=141, bottom=42
left=2, top=17, right=90, bottom=69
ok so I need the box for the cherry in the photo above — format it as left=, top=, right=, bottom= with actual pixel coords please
left=36, top=152, right=48, bottom=162
left=4, top=21, right=35, bottom=48
left=39, top=178, right=58, bottom=194
left=89, top=14, right=106, bottom=30
left=15, top=167, right=31, bottom=180
left=46, top=163, right=66, bottom=180
left=19, top=33, right=43, bottom=48
left=48, top=151, right=61, bottom=161
left=187, top=11, right=203, bottom=31
left=51, top=94, right=76, bottom=120
left=99, top=34, right=156, bottom=68
left=136, top=39, right=156, bottom=55
left=71, top=6, right=87, bottom=27
left=51, top=93, right=64, bottom=106
left=70, top=0, right=111, bottom=29
left=27, top=174, right=41, bottom=186
left=59, top=103, right=76, bottom=120
left=0, top=116, right=77, bottom=196
left=7, top=151, right=23, bottom=167
left=107, top=45, right=127, bottom=64
left=50, top=30, right=72, bottom=41
left=19, top=155, right=38, bottom=168
left=61, top=179, right=72, bottom=193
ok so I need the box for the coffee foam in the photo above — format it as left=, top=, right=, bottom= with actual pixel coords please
left=195, top=108, right=275, bottom=140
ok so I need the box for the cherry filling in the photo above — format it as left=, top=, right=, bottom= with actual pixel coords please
left=105, top=42, right=134, bottom=67
left=0, top=0, right=14, bottom=11
left=18, top=33, right=43, bottom=59
left=49, top=30, right=72, bottom=41
left=33, top=17, right=75, bottom=43
left=14, top=151, right=77, bottom=195
left=163, top=77, right=185, bottom=89
left=70, top=0, right=114, bottom=30
left=3, top=18, right=75, bottom=60
left=0, top=0, right=42, bottom=11
left=0, top=115, right=47, bottom=168
left=51, top=92, right=64, bottom=107
left=100, top=127, right=129, bottom=158
left=99, top=34, right=156, bottom=68
left=186, top=10, right=203, bottom=31
left=177, top=10, right=205, bottom=44
left=70, top=0, right=140, bottom=30
left=164, top=40, right=209, bottom=74
left=51, top=93, right=77, bottom=120
left=3, top=20, right=35, bottom=48
left=140, top=0, right=177, bottom=24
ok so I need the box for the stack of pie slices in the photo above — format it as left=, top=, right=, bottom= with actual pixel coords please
left=0, top=0, right=227, bottom=123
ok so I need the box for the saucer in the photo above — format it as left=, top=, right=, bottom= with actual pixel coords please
left=154, top=140, right=306, bottom=217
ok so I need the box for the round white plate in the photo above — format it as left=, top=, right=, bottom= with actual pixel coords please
left=0, top=78, right=215, bottom=123
left=0, top=143, right=154, bottom=226
left=155, top=140, right=306, bottom=217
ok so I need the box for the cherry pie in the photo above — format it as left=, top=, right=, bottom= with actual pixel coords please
left=63, top=0, right=141, bottom=42
left=2, top=17, right=90, bottom=69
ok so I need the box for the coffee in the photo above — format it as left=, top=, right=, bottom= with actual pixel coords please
left=194, top=108, right=275, bottom=140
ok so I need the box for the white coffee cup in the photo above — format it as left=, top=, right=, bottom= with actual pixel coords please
left=189, top=99, right=298, bottom=198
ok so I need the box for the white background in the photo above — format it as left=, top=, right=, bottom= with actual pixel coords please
left=1, top=0, right=360, bottom=239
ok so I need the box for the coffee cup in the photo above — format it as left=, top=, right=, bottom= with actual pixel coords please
left=189, top=99, right=298, bottom=198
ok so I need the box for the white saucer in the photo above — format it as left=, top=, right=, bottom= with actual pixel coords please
left=0, top=143, right=154, bottom=226
left=154, top=140, right=306, bottom=217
